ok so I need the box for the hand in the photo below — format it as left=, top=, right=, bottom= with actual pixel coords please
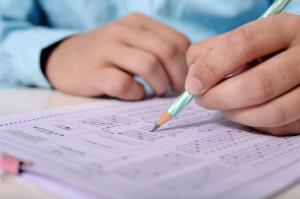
left=185, top=13, right=300, bottom=136
left=46, top=13, right=189, bottom=100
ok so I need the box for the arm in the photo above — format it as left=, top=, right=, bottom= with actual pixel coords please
left=0, top=0, right=77, bottom=88
left=0, top=1, right=190, bottom=99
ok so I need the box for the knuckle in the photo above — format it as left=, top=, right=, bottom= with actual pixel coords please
left=128, top=12, right=144, bottom=19
left=122, top=12, right=145, bottom=24
left=106, top=25, right=127, bottom=37
left=131, top=28, right=144, bottom=37
left=160, top=43, right=178, bottom=58
left=247, top=72, right=272, bottom=103
left=231, top=26, right=256, bottom=58
left=143, top=55, right=160, bottom=75
left=267, top=105, right=287, bottom=127
left=201, top=59, right=218, bottom=83
left=186, top=44, right=199, bottom=65
left=177, top=34, right=190, bottom=50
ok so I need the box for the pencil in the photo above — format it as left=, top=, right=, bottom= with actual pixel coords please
left=150, top=0, right=292, bottom=132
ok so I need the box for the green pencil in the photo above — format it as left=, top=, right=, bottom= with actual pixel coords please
left=150, top=0, right=292, bottom=132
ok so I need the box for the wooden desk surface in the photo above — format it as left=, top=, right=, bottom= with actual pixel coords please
left=0, top=88, right=299, bottom=199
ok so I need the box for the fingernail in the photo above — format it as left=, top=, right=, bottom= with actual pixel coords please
left=186, top=76, right=203, bottom=95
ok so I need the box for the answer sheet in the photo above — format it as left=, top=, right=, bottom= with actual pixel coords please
left=1, top=98, right=300, bottom=199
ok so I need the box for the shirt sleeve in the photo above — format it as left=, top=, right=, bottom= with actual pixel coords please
left=0, top=0, right=78, bottom=88
left=284, top=0, right=300, bottom=15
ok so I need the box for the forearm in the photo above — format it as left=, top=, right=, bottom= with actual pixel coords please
left=0, top=0, right=78, bottom=88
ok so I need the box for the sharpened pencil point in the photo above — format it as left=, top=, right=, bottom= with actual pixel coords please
left=150, top=124, right=160, bottom=132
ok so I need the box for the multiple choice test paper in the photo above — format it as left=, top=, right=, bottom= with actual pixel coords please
left=1, top=97, right=300, bottom=199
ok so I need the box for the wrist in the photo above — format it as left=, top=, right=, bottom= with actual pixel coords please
left=40, top=38, right=69, bottom=88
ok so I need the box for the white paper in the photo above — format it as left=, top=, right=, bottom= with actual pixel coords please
left=1, top=98, right=300, bottom=199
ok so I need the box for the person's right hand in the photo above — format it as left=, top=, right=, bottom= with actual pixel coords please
left=45, top=13, right=190, bottom=100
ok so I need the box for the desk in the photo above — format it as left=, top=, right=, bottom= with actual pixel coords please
left=0, top=88, right=300, bottom=199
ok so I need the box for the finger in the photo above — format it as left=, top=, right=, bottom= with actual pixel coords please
left=185, top=13, right=298, bottom=95
left=101, top=43, right=171, bottom=96
left=93, top=66, right=145, bottom=100
left=186, top=36, right=222, bottom=68
left=255, top=119, right=300, bottom=136
left=117, top=26, right=187, bottom=91
left=223, top=86, right=300, bottom=128
left=198, top=46, right=300, bottom=111
left=119, top=13, right=190, bottom=53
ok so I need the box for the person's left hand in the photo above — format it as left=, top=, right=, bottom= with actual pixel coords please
left=185, top=13, right=300, bottom=136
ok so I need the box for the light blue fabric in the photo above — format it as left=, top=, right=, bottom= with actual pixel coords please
left=0, top=0, right=299, bottom=89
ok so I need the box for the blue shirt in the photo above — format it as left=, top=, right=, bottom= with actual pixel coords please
left=0, top=0, right=299, bottom=88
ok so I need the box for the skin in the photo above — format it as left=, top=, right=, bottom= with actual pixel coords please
left=47, top=12, right=300, bottom=136
left=46, top=13, right=190, bottom=100
left=185, top=13, right=300, bottom=136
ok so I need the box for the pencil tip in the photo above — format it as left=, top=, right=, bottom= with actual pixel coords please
left=150, top=124, right=160, bottom=132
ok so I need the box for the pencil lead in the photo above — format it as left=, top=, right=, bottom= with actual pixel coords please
left=150, top=123, right=160, bottom=132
